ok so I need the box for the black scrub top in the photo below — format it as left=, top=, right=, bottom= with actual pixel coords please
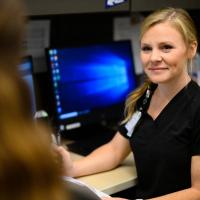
left=119, top=80, right=200, bottom=199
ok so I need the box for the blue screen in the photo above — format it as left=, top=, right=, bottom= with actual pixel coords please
left=19, top=57, right=37, bottom=115
left=47, top=41, right=137, bottom=130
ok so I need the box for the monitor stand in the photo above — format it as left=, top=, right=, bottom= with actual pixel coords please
left=64, top=124, right=116, bottom=156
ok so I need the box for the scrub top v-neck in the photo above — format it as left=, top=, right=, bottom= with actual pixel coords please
left=119, top=80, right=200, bottom=199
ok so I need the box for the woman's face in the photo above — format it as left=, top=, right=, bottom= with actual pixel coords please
left=140, top=22, right=189, bottom=84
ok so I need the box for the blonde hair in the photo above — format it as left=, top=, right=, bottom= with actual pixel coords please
left=140, top=7, right=198, bottom=46
left=122, top=7, right=198, bottom=123
left=0, top=0, right=66, bottom=199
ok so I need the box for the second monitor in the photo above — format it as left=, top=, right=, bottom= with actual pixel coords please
left=19, top=56, right=37, bottom=116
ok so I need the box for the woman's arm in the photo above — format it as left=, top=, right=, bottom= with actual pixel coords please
left=58, top=132, right=131, bottom=177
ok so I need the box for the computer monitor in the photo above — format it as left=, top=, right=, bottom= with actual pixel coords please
left=46, top=40, right=137, bottom=134
left=19, top=56, right=37, bottom=115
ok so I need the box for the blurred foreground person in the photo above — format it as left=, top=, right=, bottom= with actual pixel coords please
left=0, top=0, right=66, bottom=199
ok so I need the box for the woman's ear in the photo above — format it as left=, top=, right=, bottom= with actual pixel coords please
left=188, top=41, right=198, bottom=59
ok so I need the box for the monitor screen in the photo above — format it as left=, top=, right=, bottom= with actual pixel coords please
left=46, top=40, right=137, bottom=132
left=19, top=56, right=37, bottom=115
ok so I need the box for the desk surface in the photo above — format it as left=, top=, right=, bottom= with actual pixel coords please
left=71, top=153, right=137, bottom=195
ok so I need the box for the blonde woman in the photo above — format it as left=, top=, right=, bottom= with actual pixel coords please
left=58, top=8, right=200, bottom=200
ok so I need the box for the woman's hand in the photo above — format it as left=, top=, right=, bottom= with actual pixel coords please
left=55, top=145, right=75, bottom=177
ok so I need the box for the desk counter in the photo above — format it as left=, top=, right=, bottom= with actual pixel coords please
left=71, top=153, right=137, bottom=195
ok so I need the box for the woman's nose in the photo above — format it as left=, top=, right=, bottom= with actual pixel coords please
left=150, top=49, right=162, bottom=62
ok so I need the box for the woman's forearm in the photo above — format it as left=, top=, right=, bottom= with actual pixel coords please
left=72, top=142, right=122, bottom=177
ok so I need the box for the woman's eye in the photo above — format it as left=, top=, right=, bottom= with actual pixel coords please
left=161, top=45, right=174, bottom=52
left=141, top=46, right=152, bottom=52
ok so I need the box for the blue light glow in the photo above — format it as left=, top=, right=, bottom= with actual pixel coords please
left=48, top=41, right=136, bottom=120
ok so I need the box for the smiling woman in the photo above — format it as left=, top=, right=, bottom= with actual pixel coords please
left=57, top=7, right=200, bottom=200
left=122, top=7, right=198, bottom=124
left=140, top=22, right=191, bottom=84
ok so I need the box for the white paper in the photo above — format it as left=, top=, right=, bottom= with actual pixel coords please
left=131, top=22, right=143, bottom=75
left=113, top=16, right=143, bottom=74
left=63, top=176, right=110, bottom=198
left=113, top=17, right=133, bottom=41
left=23, top=20, right=50, bottom=72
